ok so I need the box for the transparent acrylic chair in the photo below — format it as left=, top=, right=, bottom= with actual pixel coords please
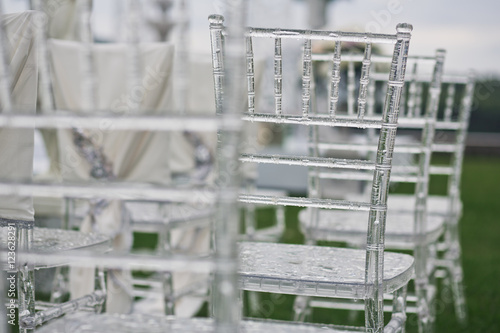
left=376, top=72, right=474, bottom=326
left=371, top=72, right=474, bottom=327
left=210, top=14, right=415, bottom=332
left=422, top=73, right=474, bottom=324
left=0, top=9, right=110, bottom=332
left=296, top=50, right=447, bottom=331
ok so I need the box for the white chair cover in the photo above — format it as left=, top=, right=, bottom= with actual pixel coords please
left=50, top=40, right=174, bottom=183
left=0, top=11, right=37, bottom=224
left=49, top=39, right=174, bottom=313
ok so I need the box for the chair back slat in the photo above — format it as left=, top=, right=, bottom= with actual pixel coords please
left=301, top=38, right=313, bottom=118
left=328, top=41, right=342, bottom=118
left=246, top=36, right=256, bottom=115
left=347, top=61, right=356, bottom=115
left=274, top=37, right=283, bottom=116
left=406, top=63, right=419, bottom=117
left=444, top=83, right=456, bottom=122
left=357, top=43, right=372, bottom=119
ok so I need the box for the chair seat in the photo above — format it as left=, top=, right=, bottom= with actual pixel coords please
left=38, top=313, right=363, bottom=332
left=239, top=242, right=414, bottom=299
left=300, top=206, right=446, bottom=248
left=13, top=227, right=110, bottom=269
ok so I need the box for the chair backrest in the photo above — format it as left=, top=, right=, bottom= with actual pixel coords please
left=309, top=51, right=445, bottom=185
left=309, top=51, right=445, bottom=251
left=431, top=73, right=475, bottom=220
left=209, top=14, right=412, bottom=329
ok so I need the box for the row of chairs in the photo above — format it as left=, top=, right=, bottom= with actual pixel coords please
left=0, top=1, right=473, bottom=332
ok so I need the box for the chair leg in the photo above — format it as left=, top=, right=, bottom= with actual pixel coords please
left=50, top=197, right=76, bottom=303
left=385, top=285, right=408, bottom=333
left=244, top=204, right=256, bottom=239
left=446, top=242, right=467, bottom=324
left=427, top=268, right=438, bottom=333
left=17, top=228, right=35, bottom=333
left=158, top=220, right=175, bottom=315
left=95, top=268, right=107, bottom=314
left=293, top=295, right=310, bottom=322
left=247, top=291, right=261, bottom=316
left=163, top=271, right=175, bottom=315
left=50, top=266, right=69, bottom=303
left=414, top=244, right=432, bottom=333
left=275, top=205, right=286, bottom=236
left=443, top=214, right=467, bottom=325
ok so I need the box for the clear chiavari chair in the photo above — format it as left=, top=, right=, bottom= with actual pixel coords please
left=210, top=13, right=415, bottom=332
left=377, top=72, right=474, bottom=326
left=372, top=72, right=474, bottom=327
left=423, top=72, right=474, bottom=324
left=296, top=50, right=447, bottom=332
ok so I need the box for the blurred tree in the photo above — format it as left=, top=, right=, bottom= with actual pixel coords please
left=469, top=78, right=500, bottom=133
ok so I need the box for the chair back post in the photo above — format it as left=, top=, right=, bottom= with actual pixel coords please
left=443, top=72, right=474, bottom=322
left=411, top=48, right=446, bottom=331
left=364, top=23, right=412, bottom=331
left=447, top=73, right=475, bottom=220
left=209, top=3, right=247, bottom=331
left=413, top=49, right=446, bottom=235
left=209, top=15, right=225, bottom=118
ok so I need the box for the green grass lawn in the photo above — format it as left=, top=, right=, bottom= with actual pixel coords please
left=246, top=154, right=500, bottom=332
left=443, top=155, right=500, bottom=332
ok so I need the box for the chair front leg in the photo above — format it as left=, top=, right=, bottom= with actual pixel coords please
left=445, top=217, right=467, bottom=324
left=384, top=285, right=408, bottom=333
left=17, top=227, right=35, bottom=333
left=414, top=243, right=433, bottom=333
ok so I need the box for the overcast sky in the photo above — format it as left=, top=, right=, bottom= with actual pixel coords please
left=249, top=0, right=500, bottom=76
left=328, top=0, right=500, bottom=76
left=3, top=0, right=499, bottom=75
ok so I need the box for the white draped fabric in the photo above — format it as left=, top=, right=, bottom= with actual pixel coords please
left=0, top=11, right=37, bottom=223
left=49, top=40, right=175, bottom=313
left=49, top=40, right=212, bottom=316
left=49, top=40, right=174, bottom=184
